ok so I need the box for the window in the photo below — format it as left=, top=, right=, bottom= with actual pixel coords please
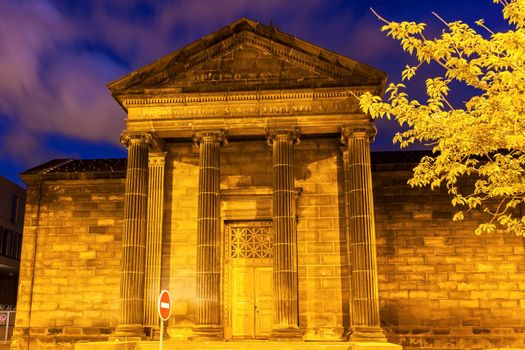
left=10, top=195, right=19, bottom=225
left=230, top=224, right=273, bottom=259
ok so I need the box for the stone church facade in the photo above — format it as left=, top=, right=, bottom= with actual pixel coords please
left=10, top=19, right=525, bottom=350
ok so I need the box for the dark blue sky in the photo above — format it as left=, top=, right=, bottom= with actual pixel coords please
left=0, top=0, right=509, bottom=186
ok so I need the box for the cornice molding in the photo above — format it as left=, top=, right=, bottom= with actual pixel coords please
left=221, top=188, right=272, bottom=201
left=121, top=87, right=371, bottom=108
left=220, top=187, right=303, bottom=201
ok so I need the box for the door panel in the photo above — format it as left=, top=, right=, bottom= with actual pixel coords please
left=227, top=221, right=273, bottom=339
left=254, top=267, right=273, bottom=338
left=231, top=267, right=254, bottom=338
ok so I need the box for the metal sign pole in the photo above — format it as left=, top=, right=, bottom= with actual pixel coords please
left=159, top=319, right=164, bottom=350
left=6, top=312, right=9, bottom=343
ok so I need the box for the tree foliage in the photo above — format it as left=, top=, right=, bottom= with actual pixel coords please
left=360, top=0, right=525, bottom=236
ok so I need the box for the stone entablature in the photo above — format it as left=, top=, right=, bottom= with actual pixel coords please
left=122, top=88, right=373, bottom=139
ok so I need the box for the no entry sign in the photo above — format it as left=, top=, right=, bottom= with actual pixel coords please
left=158, top=290, right=172, bottom=321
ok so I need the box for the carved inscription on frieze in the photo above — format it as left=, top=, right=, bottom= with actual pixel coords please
left=131, top=98, right=358, bottom=120
left=191, top=71, right=287, bottom=83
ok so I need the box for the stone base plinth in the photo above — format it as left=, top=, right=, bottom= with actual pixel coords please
left=75, top=340, right=403, bottom=350
left=75, top=340, right=138, bottom=350
left=112, top=325, right=145, bottom=339
left=348, top=342, right=402, bottom=350
left=141, top=340, right=337, bottom=350
left=138, top=340, right=402, bottom=350
left=348, top=327, right=387, bottom=343
left=190, top=326, right=223, bottom=340
left=270, top=327, right=303, bottom=341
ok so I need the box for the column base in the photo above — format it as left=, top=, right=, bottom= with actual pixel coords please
left=348, top=327, right=387, bottom=343
left=111, top=324, right=145, bottom=340
left=191, top=325, right=223, bottom=340
left=270, top=327, right=303, bottom=340
left=145, top=326, right=161, bottom=340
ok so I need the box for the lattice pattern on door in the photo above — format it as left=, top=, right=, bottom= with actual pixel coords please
left=230, top=224, right=273, bottom=259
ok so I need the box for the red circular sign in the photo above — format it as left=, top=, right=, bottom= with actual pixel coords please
left=158, top=290, right=172, bottom=321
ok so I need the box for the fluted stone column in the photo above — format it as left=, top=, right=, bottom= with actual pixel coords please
left=342, top=147, right=354, bottom=332
left=143, top=152, right=166, bottom=336
left=341, top=126, right=386, bottom=342
left=193, top=131, right=225, bottom=338
left=115, top=132, right=155, bottom=338
left=266, top=128, right=302, bottom=339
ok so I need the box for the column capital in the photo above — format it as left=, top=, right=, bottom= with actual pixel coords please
left=148, top=152, right=167, bottom=166
left=192, top=130, right=227, bottom=146
left=340, top=125, right=377, bottom=144
left=120, top=131, right=161, bottom=149
left=265, top=128, right=301, bottom=146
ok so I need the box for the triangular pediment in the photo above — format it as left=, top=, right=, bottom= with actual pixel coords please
left=108, top=18, right=386, bottom=96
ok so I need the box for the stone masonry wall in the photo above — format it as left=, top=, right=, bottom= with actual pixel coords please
left=13, top=150, right=525, bottom=350
left=374, top=163, right=525, bottom=350
left=12, top=178, right=124, bottom=350
left=294, top=138, right=347, bottom=341
left=163, top=143, right=199, bottom=339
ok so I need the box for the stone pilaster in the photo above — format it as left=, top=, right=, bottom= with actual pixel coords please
left=342, top=147, right=354, bottom=335
left=143, top=152, right=166, bottom=336
left=266, top=128, right=302, bottom=339
left=114, top=132, right=155, bottom=338
left=193, top=131, right=226, bottom=338
left=341, top=126, right=386, bottom=342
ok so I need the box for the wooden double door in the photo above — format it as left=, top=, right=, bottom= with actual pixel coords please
left=230, top=265, right=273, bottom=339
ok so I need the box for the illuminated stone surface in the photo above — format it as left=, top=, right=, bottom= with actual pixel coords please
left=193, top=131, right=226, bottom=338
left=11, top=18, right=525, bottom=350
left=267, top=129, right=302, bottom=339
left=341, top=127, right=385, bottom=342
left=114, top=132, right=155, bottom=338
left=143, top=152, right=166, bottom=334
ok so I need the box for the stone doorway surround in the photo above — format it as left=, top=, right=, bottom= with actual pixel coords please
left=224, top=221, right=273, bottom=340
left=220, top=188, right=273, bottom=340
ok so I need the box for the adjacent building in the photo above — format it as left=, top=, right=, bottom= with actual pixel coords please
left=0, top=175, right=25, bottom=307
left=0, top=175, right=25, bottom=342
left=10, top=19, right=525, bottom=350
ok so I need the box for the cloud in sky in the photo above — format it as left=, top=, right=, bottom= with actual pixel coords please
left=0, top=0, right=400, bottom=170
left=0, top=0, right=127, bottom=167
left=0, top=0, right=501, bottom=184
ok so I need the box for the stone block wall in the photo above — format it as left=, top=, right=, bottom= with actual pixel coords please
left=163, top=143, right=199, bottom=338
left=12, top=150, right=525, bottom=350
left=12, top=178, right=124, bottom=350
left=373, top=161, right=525, bottom=349
left=294, top=138, right=347, bottom=341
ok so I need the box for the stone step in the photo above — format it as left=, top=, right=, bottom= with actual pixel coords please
left=138, top=341, right=402, bottom=350
left=139, top=341, right=350, bottom=350
left=75, top=340, right=403, bottom=350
